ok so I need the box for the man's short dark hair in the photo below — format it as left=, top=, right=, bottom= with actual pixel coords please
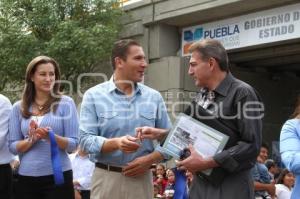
left=188, top=39, right=229, bottom=72
left=111, top=39, right=141, bottom=70
left=261, top=142, right=269, bottom=151
left=265, top=159, right=276, bottom=170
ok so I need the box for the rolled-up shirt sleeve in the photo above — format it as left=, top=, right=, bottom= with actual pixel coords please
left=213, top=89, right=262, bottom=173
left=62, top=98, right=79, bottom=152
left=8, top=102, right=23, bottom=155
left=79, top=91, right=107, bottom=155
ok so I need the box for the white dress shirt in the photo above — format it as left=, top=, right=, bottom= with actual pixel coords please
left=0, top=94, right=14, bottom=164
left=69, top=152, right=95, bottom=190
left=275, top=184, right=292, bottom=199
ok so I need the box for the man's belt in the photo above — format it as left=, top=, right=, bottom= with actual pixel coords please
left=0, top=163, right=10, bottom=168
left=95, top=162, right=123, bottom=173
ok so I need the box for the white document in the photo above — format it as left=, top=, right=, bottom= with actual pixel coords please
left=162, top=113, right=229, bottom=175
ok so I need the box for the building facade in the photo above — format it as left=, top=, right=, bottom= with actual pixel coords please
left=120, top=0, right=300, bottom=155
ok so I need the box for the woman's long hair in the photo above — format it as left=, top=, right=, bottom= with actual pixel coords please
left=21, top=56, right=62, bottom=118
left=291, top=95, right=300, bottom=119
left=276, top=168, right=293, bottom=185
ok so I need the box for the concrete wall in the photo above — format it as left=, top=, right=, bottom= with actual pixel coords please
left=120, top=0, right=300, bottom=151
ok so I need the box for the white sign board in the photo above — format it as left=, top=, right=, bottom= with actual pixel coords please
left=182, top=3, right=300, bottom=56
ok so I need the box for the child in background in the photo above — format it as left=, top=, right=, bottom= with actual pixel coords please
left=164, top=169, right=176, bottom=199
left=153, top=182, right=163, bottom=199
left=154, top=164, right=167, bottom=195
left=69, top=146, right=95, bottom=199
left=275, top=169, right=295, bottom=199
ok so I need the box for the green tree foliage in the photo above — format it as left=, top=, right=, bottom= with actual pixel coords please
left=0, top=0, right=123, bottom=92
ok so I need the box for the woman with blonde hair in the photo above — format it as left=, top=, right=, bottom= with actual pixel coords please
left=9, top=56, right=79, bottom=199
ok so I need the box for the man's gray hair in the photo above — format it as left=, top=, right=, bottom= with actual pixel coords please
left=189, top=39, right=229, bottom=72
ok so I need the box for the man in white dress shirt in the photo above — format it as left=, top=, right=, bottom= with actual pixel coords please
left=70, top=146, right=95, bottom=199
left=0, top=94, right=14, bottom=199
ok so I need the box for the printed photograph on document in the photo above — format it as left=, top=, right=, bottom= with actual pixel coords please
left=169, top=126, right=196, bottom=150
left=163, top=113, right=229, bottom=160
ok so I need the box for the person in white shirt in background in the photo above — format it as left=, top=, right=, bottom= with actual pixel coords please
left=69, top=146, right=95, bottom=199
left=275, top=169, right=295, bottom=199
left=0, top=94, right=14, bottom=199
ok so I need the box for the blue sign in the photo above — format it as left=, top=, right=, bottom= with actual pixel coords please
left=183, top=28, right=204, bottom=42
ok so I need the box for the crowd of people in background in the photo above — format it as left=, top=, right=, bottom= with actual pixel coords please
left=2, top=149, right=297, bottom=199
left=151, top=158, right=295, bottom=199
left=252, top=143, right=295, bottom=199
left=0, top=38, right=299, bottom=199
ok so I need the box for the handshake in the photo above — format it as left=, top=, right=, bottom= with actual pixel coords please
left=117, top=127, right=169, bottom=153
left=28, top=120, right=50, bottom=143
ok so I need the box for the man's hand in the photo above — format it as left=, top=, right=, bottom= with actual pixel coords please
left=73, top=180, right=81, bottom=187
left=117, top=135, right=140, bottom=153
left=74, top=189, right=82, bottom=199
left=266, top=183, right=276, bottom=198
left=123, top=151, right=163, bottom=177
left=122, top=155, right=152, bottom=177
left=135, top=127, right=168, bottom=141
left=254, top=182, right=276, bottom=199
left=176, top=145, right=218, bottom=173
left=10, top=159, right=20, bottom=170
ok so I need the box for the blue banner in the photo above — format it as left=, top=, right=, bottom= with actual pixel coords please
left=49, top=129, right=64, bottom=185
left=174, top=168, right=188, bottom=199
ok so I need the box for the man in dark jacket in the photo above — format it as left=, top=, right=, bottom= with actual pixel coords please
left=175, top=39, right=263, bottom=199
left=136, top=39, right=263, bottom=199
